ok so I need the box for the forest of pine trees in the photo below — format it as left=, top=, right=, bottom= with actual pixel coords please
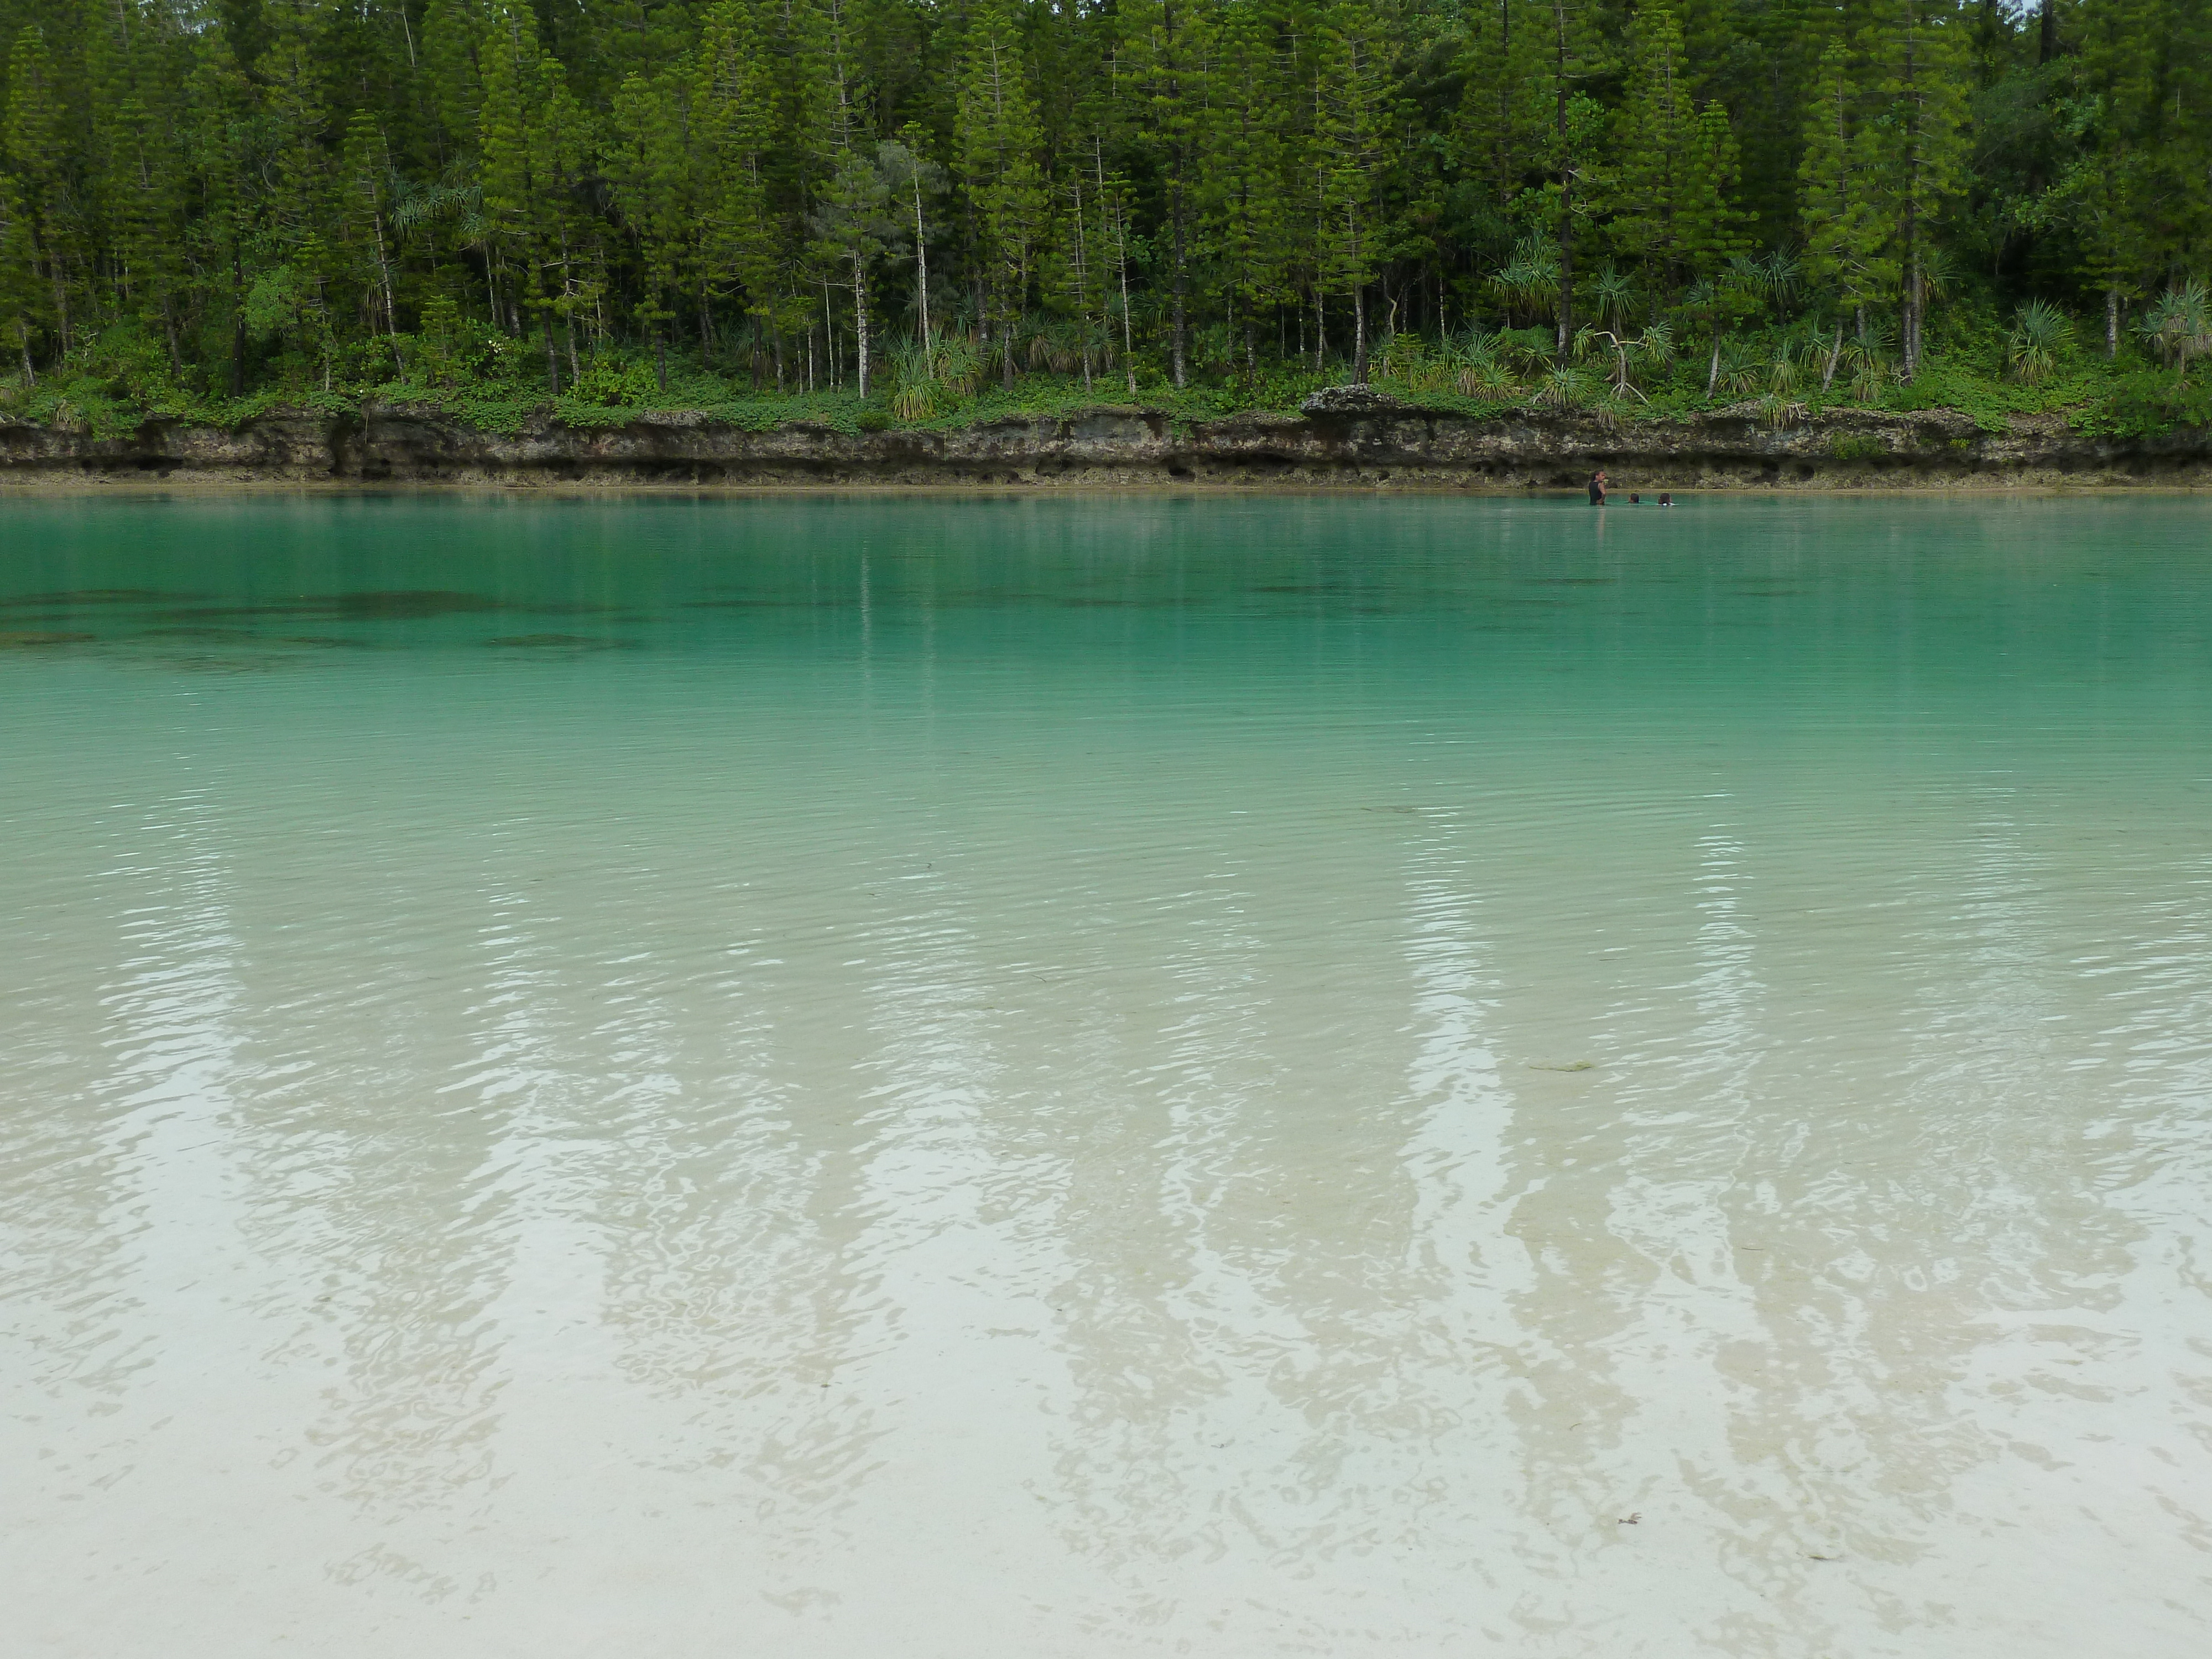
left=3, top=0, right=2211, bottom=429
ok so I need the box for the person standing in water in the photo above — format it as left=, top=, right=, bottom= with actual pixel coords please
left=1588, top=469, right=1608, bottom=505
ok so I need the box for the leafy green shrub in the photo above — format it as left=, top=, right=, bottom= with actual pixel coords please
left=571, top=357, right=661, bottom=408
left=2073, top=370, right=2212, bottom=439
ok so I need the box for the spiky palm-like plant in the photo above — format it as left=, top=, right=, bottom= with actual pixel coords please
left=1437, top=330, right=1519, bottom=399
left=1758, top=250, right=1802, bottom=320
left=2006, top=300, right=2070, bottom=385
left=1378, top=330, right=1428, bottom=385
left=1586, top=266, right=1635, bottom=333
left=1530, top=364, right=1594, bottom=411
left=1713, top=340, right=1764, bottom=399
left=1492, top=237, right=1562, bottom=327
left=2138, top=281, right=2212, bottom=382
left=934, top=335, right=983, bottom=400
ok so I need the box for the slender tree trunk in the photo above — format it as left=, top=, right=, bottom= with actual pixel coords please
left=1170, top=172, right=1188, bottom=387
left=372, top=213, right=404, bottom=373
left=1707, top=331, right=1720, bottom=398
left=913, top=175, right=932, bottom=377
left=1554, top=6, right=1575, bottom=359
left=544, top=314, right=560, bottom=394
left=1117, top=231, right=1136, bottom=397
left=1902, top=238, right=1922, bottom=383
left=2106, top=288, right=2120, bottom=359
left=1353, top=282, right=1368, bottom=383
left=1092, top=138, right=1128, bottom=395
left=1822, top=323, right=1843, bottom=392
left=229, top=243, right=246, bottom=397
left=656, top=329, right=668, bottom=393
left=854, top=259, right=871, bottom=399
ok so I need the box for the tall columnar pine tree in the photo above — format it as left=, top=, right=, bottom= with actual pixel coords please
left=1456, top=0, right=1548, bottom=225
left=339, top=111, right=406, bottom=374
left=83, top=0, right=189, bottom=373
left=1610, top=4, right=1743, bottom=286
left=1682, top=102, right=1749, bottom=277
left=2070, top=0, right=2212, bottom=350
left=807, top=0, right=905, bottom=398
left=421, top=0, right=492, bottom=164
left=0, top=165, right=40, bottom=381
left=1798, top=37, right=1895, bottom=337
left=1531, top=0, right=1608, bottom=353
left=1118, top=0, right=1211, bottom=386
left=1203, top=0, right=1296, bottom=372
left=693, top=0, right=782, bottom=378
left=480, top=2, right=598, bottom=388
left=1859, top=0, right=1970, bottom=380
left=1314, top=0, right=1392, bottom=382
left=258, top=0, right=336, bottom=265
left=180, top=14, right=259, bottom=396
left=611, top=67, right=697, bottom=385
left=4, top=23, right=74, bottom=357
left=955, top=0, right=1046, bottom=389
left=808, top=143, right=901, bottom=396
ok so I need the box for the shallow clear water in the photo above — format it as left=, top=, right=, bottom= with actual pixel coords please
left=4, top=493, right=2210, bottom=1658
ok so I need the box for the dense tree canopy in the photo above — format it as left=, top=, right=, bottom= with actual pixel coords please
left=2, top=0, right=2209, bottom=416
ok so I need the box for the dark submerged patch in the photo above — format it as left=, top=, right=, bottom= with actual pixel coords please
left=325, top=590, right=508, bottom=619
left=0, top=588, right=197, bottom=609
left=0, top=630, right=97, bottom=647
left=486, top=633, right=634, bottom=651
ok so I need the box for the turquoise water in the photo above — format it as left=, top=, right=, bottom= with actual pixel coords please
left=4, top=494, right=2210, bottom=1657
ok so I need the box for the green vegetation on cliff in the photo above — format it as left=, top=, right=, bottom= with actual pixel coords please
left=3, top=0, right=2211, bottom=444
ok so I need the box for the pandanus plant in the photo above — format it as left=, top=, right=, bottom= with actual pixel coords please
left=1491, top=237, right=1562, bottom=328
left=2007, top=300, right=2070, bottom=386
left=1437, top=329, right=1521, bottom=399
left=1585, top=266, right=1636, bottom=334
left=1841, top=315, right=1895, bottom=404
left=1377, top=330, right=1429, bottom=385
left=2138, top=280, right=2212, bottom=382
left=889, top=331, right=985, bottom=420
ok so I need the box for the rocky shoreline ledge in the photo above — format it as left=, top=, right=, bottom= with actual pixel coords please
left=4, top=395, right=2208, bottom=489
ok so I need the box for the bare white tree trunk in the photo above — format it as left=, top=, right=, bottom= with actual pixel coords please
left=912, top=176, right=931, bottom=378
left=854, top=258, right=870, bottom=398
